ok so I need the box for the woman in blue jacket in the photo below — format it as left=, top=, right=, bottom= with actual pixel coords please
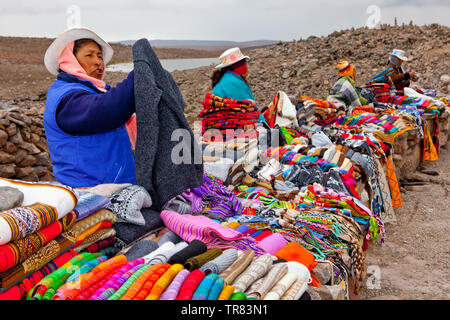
left=43, top=27, right=136, bottom=188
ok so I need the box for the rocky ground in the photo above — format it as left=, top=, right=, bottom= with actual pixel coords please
left=0, top=23, right=449, bottom=300
left=360, top=145, right=450, bottom=300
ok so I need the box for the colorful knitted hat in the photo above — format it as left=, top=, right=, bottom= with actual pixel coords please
left=337, top=60, right=355, bottom=79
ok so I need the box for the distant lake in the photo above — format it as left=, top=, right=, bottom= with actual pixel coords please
left=106, top=57, right=218, bottom=73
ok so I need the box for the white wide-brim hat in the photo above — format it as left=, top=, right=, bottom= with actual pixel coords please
left=44, top=26, right=114, bottom=75
left=215, top=47, right=250, bottom=70
left=392, top=49, right=408, bottom=61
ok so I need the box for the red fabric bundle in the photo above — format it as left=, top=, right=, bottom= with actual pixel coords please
left=175, top=269, right=205, bottom=300
left=0, top=212, right=76, bottom=273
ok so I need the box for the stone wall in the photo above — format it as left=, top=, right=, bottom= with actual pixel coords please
left=0, top=106, right=54, bottom=181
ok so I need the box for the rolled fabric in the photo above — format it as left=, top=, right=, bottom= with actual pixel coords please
left=176, top=269, right=205, bottom=300
left=28, top=252, right=101, bottom=300
left=142, top=242, right=175, bottom=264
left=246, top=262, right=288, bottom=300
left=258, top=233, right=288, bottom=255
left=104, top=263, right=147, bottom=300
left=280, top=279, right=308, bottom=300
left=218, top=285, right=234, bottom=300
left=274, top=241, right=317, bottom=271
left=199, top=248, right=238, bottom=275
left=232, top=254, right=273, bottom=293
left=184, top=248, right=223, bottom=271
left=124, top=240, right=159, bottom=261
left=146, top=264, right=184, bottom=300
left=219, top=249, right=254, bottom=285
left=147, top=242, right=188, bottom=265
left=119, top=263, right=163, bottom=300
left=66, top=255, right=107, bottom=283
left=0, top=211, right=76, bottom=273
left=0, top=250, right=78, bottom=300
left=109, top=264, right=152, bottom=300
left=263, top=272, right=297, bottom=300
left=159, top=269, right=190, bottom=300
left=133, top=263, right=171, bottom=300
left=207, top=276, right=225, bottom=300
left=253, top=230, right=272, bottom=242
left=157, top=230, right=182, bottom=246
left=168, top=240, right=207, bottom=265
left=0, top=178, right=78, bottom=245
left=73, top=261, right=127, bottom=300
left=192, top=273, right=219, bottom=300
left=229, top=292, right=247, bottom=300
left=52, top=255, right=127, bottom=300
left=90, top=259, right=145, bottom=300
left=245, top=278, right=264, bottom=295
left=235, top=224, right=250, bottom=234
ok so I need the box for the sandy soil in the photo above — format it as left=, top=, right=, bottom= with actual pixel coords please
left=360, top=146, right=450, bottom=300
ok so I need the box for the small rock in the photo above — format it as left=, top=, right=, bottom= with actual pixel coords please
left=0, top=164, right=15, bottom=178
left=311, top=262, right=332, bottom=285
left=0, top=151, right=15, bottom=164
left=309, top=284, right=345, bottom=300
left=0, top=186, right=24, bottom=210
left=0, top=130, right=7, bottom=147
left=440, top=74, right=450, bottom=84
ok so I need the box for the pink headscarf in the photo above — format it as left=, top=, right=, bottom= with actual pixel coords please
left=58, top=41, right=107, bottom=92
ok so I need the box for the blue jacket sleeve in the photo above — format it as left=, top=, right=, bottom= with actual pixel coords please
left=56, top=71, right=135, bottom=135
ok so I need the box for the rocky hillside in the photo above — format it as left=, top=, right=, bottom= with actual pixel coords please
left=170, top=23, right=450, bottom=124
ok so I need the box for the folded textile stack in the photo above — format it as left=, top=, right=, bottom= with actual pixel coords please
left=0, top=178, right=78, bottom=296
left=200, top=93, right=260, bottom=138
left=299, top=96, right=346, bottom=126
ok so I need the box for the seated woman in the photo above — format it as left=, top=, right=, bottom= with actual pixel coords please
left=366, top=49, right=417, bottom=96
left=327, top=61, right=367, bottom=113
left=387, top=49, right=417, bottom=95
left=211, top=48, right=265, bottom=122
left=43, top=27, right=136, bottom=188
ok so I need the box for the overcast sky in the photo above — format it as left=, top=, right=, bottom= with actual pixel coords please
left=0, top=0, right=449, bottom=42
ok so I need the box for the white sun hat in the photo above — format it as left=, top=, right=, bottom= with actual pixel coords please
left=391, top=49, right=408, bottom=61
left=44, top=26, right=114, bottom=75
left=215, top=47, right=250, bottom=69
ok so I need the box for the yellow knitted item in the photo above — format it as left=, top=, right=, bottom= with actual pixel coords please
left=218, top=285, right=235, bottom=300
left=145, top=264, right=183, bottom=300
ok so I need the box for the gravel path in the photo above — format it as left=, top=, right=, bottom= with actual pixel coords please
left=360, top=146, right=450, bottom=300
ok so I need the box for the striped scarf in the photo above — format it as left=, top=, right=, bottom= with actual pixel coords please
left=161, top=210, right=265, bottom=255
